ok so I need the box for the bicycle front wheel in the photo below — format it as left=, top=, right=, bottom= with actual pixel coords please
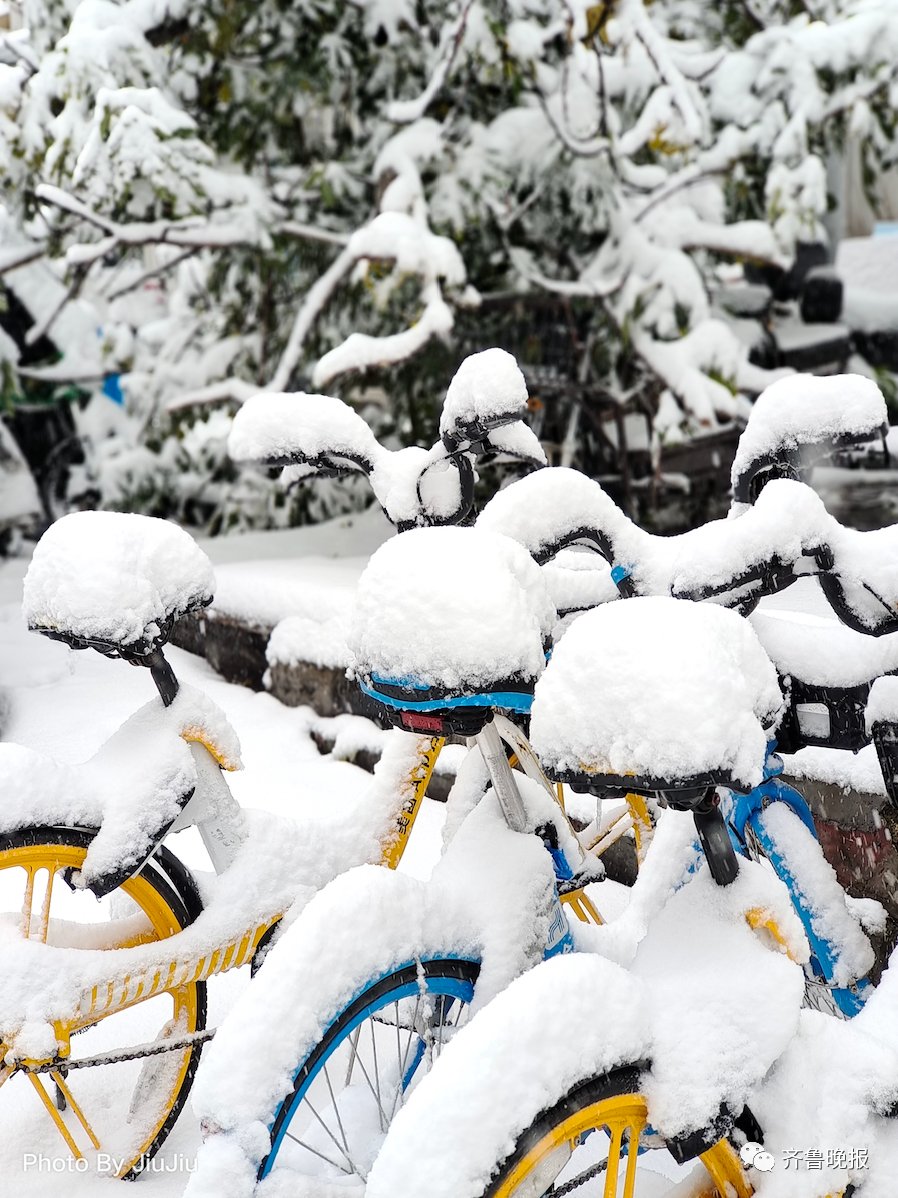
left=0, top=826, right=206, bottom=1179
left=260, top=956, right=479, bottom=1185
left=482, top=1067, right=752, bottom=1198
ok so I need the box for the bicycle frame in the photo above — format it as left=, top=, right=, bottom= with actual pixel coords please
left=725, top=752, right=872, bottom=1019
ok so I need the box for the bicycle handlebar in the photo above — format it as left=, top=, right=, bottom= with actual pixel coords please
left=228, top=352, right=546, bottom=530
left=730, top=374, right=888, bottom=507
left=479, top=466, right=898, bottom=635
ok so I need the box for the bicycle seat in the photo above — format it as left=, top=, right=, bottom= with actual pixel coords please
left=751, top=605, right=898, bottom=689
left=350, top=526, right=555, bottom=729
left=24, top=511, right=214, bottom=659
left=530, top=597, right=783, bottom=798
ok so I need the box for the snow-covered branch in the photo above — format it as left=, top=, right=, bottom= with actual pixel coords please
left=386, top=0, right=475, bottom=124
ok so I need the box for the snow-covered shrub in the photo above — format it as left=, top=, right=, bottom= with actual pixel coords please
left=2, top=1, right=898, bottom=527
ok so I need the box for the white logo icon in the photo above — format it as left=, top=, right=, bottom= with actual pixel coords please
left=740, top=1142, right=776, bottom=1172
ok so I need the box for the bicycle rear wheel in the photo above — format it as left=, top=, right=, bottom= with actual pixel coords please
left=481, top=1067, right=752, bottom=1198
left=0, top=826, right=206, bottom=1179
left=260, top=957, right=479, bottom=1185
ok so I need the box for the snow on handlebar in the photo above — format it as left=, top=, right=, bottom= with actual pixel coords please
left=478, top=468, right=898, bottom=634
left=227, top=349, right=546, bottom=530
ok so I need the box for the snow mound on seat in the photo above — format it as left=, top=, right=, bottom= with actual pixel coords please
left=439, top=348, right=528, bottom=438
left=531, top=596, right=782, bottom=790
left=349, top=526, right=555, bottom=691
left=24, top=511, right=213, bottom=651
left=228, top=390, right=382, bottom=466
left=731, top=373, right=886, bottom=485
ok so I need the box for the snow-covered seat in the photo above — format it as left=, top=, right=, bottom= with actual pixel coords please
left=24, top=511, right=214, bottom=659
left=751, top=606, right=898, bottom=690
left=349, top=526, right=556, bottom=729
left=531, top=597, right=783, bottom=798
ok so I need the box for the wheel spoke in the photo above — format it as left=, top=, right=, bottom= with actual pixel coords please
left=284, top=1127, right=354, bottom=1176
left=321, top=1060, right=356, bottom=1168
left=37, top=867, right=56, bottom=944
left=370, top=1015, right=385, bottom=1133
left=603, top=1125, right=622, bottom=1198
left=344, top=1024, right=362, bottom=1087
left=300, top=1094, right=365, bottom=1177
left=21, top=867, right=35, bottom=938
left=345, top=1036, right=390, bottom=1131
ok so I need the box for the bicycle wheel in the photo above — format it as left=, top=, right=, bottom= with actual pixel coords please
left=0, top=826, right=206, bottom=1179
left=481, top=1067, right=752, bottom=1198
left=260, top=957, right=480, bottom=1185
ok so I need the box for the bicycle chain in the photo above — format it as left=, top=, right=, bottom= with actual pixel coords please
left=549, top=1157, right=608, bottom=1195
left=22, top=1027, right=217, bottom=1073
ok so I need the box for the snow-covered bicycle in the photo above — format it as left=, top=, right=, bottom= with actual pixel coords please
left=0, top=352, right=549, bottom=1178
left=187, top=459, right=898, bottom=1196
left=359, top=595, right=895, bottom=1198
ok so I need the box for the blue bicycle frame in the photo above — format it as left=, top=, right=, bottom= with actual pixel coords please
left=725, top=748, right=870, bottom=1018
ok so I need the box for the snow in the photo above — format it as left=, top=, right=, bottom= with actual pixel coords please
left=0, top=534, right=447, bottom=1196
left=530, top=596, right=783, bottom=791
left=23, top=511, right=214, bottom=653
left=188, top=780, right=575, bottom=1195
left=751, top=606, right=898, bottom=689
left=438, top=348, right=528, bottom=440
left=867, top=676, right=898, bottom=732
left=759, top=802, right=874, bottom=988
left=227, top=354, right=539, bottom=530
left=228, top=392, right=382, bottom=470
left=480, top=465, right=823, bottom=602
left=731, top=374, right=887, bottom=488
left=783, top=743, right=888, bottom=801
left=365, top=858, right=805, bottom=1198
left=837, top=234, right=898, bottom=294
left=0, top=683, right=240, bottom=889
left=348, top=526, right=555, bottom=693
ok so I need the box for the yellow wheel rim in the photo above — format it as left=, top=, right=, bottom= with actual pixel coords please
left=0, top=837, right=201, bottom=1178
left=493, top=1092, right=753, bottom=1198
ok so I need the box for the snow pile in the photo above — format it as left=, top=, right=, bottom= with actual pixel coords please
left=751, top=937, right=898, bottom=1198
left=540, top=549, right=618, bottom=619
left=439, top=348, right=528, bottom=440
left=23, top=510, right=214, bottom=652
left=266, top=611, right=351, bottom=671
left=731, top=374, right=887, bottom=491
left=530, top=597, right=783, bottom=790
left=349, top=526, right=556, bottom=691
left=782, top=744, right=887, bottom=800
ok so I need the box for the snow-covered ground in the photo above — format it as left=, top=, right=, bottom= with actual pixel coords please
left=0, top=510, right=444, bottom=1196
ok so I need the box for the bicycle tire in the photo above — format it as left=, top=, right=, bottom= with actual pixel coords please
left=260, top=956, right=480, bottom=1183
left=0, top=825, right=206, bottom=1179
left=480, top=1065, right=753, bottom=1197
